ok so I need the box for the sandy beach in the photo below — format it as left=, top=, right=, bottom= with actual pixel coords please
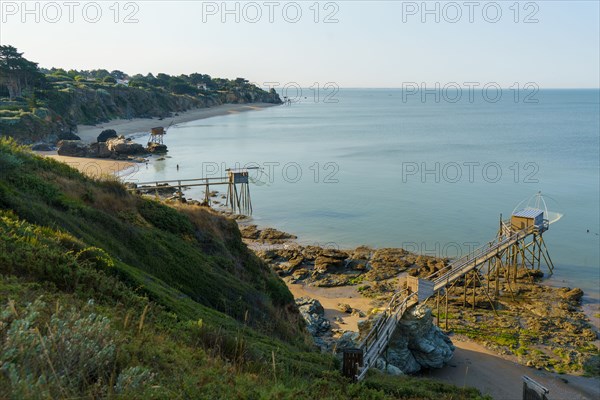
left=287, top=283, right=374, bottom=332
left=76, top=103, right=279, bottom=143
left=36, top=151, right=137, bottom=179
left=424, top=337, right=599, bottom=400
left=35, top=102, right=278, bottom=178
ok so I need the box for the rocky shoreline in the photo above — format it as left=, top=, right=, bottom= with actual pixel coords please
left=238, top=223, right=600, bottom=378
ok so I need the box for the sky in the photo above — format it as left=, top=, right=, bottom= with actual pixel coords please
left=1, top=0, right=599, bottom=88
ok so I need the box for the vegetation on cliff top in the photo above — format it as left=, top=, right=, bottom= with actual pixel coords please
left=0, top=45, right=281, bottom=142
left=0, top=139, right=489, bottom=398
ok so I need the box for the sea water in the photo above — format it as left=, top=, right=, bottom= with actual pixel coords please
left=129, top=89, right=600, bottom=302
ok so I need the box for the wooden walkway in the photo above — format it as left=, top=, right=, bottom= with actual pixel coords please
left=354, top=221, right=548, bottom=381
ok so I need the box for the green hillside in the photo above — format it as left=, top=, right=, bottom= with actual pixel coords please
left=0, top=139, right=488, bottom=399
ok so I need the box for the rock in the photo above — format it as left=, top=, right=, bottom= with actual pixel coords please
left=559, top=288, right=584, bottom=303
left=239, top=224, right=260, bottom=239
left=352, top=309, right=366, bottom=318
left=337, top=303, right=353, bottom=313
left=301, top=246, right=323, bottom=261
left=351, top=246, right=373, bottom=261
left=31, top=143, right=53, bottom=151
left=357, top=319, right=371, bottom=333
left=295, top=297, right=330, bottom=336
left=97, top=142, right=111, bottom=158
left=384, top=334, right=422, bottom=374
left=279, top=256, right=304, bottom=274
left=347, top=259, right=368, bottom=271
left=360, top=304, right=454, bottom=375
left=57, top=131, right=81, bottom=141
left=337, top=331, right=359, bottom=350
left=321, top=248, right=349, bottom=259
left=292, top=268, right=310, bottom=280
left=314, top=255, right=344, bottom=273
left=138, top=183, right=176, bottom=196
left=259, top=228, right=297, bottom=242
left=375, top=358, right=404, bottom=376
left=147, top=142, right=168, bottom=153
left=395, top=305, right=455, bottom=371
left=366, top=248, right=412, bottom=281
left=57, top=140, right=88, bottom=157
left=106, top=136, right=145, bottom=155
left=97, top=129, right=118, bottom=142
left=89, top=142, right=112, bottom=158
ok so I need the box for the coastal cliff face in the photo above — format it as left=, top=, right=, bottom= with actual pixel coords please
left=0, top=85, right=282, bottom=143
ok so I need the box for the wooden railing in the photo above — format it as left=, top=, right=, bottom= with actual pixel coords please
left=353, top=222, right=544, bottom=381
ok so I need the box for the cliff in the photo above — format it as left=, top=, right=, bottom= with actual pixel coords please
left=0, top=83, right=281, bottom=143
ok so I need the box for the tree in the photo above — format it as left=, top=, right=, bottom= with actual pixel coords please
left=89, top=69, right=110, bottom=79
left=0, top=45, right=43, bottom=100
left=110, top=70, right=126, bottom=80
left=103, top=76, right=117, bottom=84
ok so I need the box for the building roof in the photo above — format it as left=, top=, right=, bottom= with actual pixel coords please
left=513, top=208, right=544, bottom=218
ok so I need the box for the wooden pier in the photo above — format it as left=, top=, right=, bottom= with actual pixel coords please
left=347, top=209, right=555, bottom=382
left=129, top=168, right=256, bottom=215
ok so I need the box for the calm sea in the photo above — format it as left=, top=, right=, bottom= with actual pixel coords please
left=129, top=89, right=600, bottom=302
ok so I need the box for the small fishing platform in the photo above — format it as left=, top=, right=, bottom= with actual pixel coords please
left=128, top=168, right=256, bottom=215
left=344, top=193, right=561, bottom=383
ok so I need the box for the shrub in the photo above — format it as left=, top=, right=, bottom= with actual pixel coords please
left=0, top=298, right=154, bottom=398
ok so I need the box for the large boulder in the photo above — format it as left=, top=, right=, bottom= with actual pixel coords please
left=57, top=140, right=88, bottom=157
left=57, top=131, right=81, bottom=141
left=559, top=287, right=584, bottom=303
left=392, top=305, right=454, bottom=371
left=97, top=129, right=118, bottom=143
left=147, top=142, right=168, bottom=153
left=314, top=255, right=345, bottom=273
left=360, top=304, right=454, bottom=375
left=106, top=136, right=145, bottom=155
left=295, top=297, right=331, bottom=336
left=259, top=228, right=297, bottom=243
left=89, top=142, right=112, bottom=158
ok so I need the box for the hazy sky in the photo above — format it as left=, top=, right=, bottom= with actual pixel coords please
left=1, top=1, right=599, bottom=88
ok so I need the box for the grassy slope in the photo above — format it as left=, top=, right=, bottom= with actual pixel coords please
left=0, top=139, right=489, bottom=399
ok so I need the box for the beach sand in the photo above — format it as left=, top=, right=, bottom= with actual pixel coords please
left=424, top=337, right=599, bottom=400
left=287, top=282, right=374, bottom=332
left=36, top=151, right=137, bottom=179
left=76, top=103, right=279, bottom=143
left=35, top=102, right=278, bottom=178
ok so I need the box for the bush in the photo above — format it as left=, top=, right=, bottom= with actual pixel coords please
left=0, top=298, right=152, bottom=398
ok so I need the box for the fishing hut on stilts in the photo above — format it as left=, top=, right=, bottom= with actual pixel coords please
left=130, top=167, right=257, bottom=216
left=226, top=168, right=253, bottom=215
left=148, top=126, right=166, bottom=145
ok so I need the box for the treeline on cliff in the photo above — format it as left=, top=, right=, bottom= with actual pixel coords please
left=0, top=45, right=281, bottom=142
